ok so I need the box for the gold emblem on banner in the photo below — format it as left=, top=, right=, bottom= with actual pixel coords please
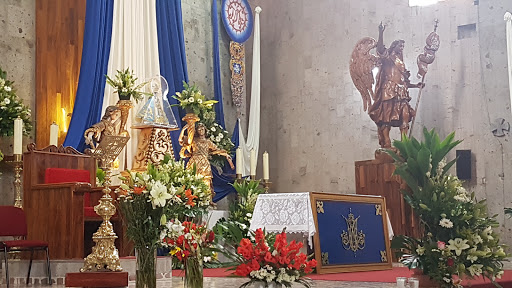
left=375, top=204, right=382, bottom=215
left=321, top=252, right=329, bottom=265
left=341, top=209, right=366, bottom=253
left=380, top=250, right=388, bottom=262
left=316, top=201, right=324, bottom=214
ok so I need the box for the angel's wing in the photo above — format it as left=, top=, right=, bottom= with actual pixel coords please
left=349, top=37, right=379, bottom=112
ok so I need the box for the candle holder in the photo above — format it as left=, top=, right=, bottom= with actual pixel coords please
left=6, top=154, right=23, bottom=208
left=81, top=135, right=129, bottom=272
left=262, top=179, right=271, bottom=194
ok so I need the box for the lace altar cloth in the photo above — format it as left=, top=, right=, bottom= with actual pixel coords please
left=250, top=192, right=316, bottom=248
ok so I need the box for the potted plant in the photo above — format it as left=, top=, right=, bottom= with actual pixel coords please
left=388, top=128, right=508, bottom=287
left=105, top=68, right=149, bottom=103
left=0, top=67, right=32, bottom=137
left=230, top=228, right=317, bottom=288
left=117, top=155, right=211, bottom=288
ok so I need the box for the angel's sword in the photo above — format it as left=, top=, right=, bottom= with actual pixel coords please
left=409, top=20, right=440, bottom=137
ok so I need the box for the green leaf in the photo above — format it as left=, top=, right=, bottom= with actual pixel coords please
left=416, top=147, right=431, bottom=175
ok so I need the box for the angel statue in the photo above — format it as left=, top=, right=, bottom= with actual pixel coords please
left=84, top=106, right=122, bottom=149
left=350, top=23, right=424, bottom=149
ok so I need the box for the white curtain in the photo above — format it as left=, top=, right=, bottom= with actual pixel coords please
left=239, top=7, right=262, bottom=176
left=505, top=12, right=512, bottom=113
left=102, top=0, right=161, bottom=171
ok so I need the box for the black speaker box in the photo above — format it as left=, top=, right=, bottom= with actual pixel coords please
left=456, top=150, right=471, bottom=180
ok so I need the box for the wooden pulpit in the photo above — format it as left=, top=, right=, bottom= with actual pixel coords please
left=355, top=157, right=422, bottom=239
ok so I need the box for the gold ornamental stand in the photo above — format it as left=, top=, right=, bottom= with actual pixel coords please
left=131, top=124, right=178, bottom=172
left=117, top=99, right=133, bottom=136
left=81, top=135, right=129, bottom=272
left=6, top=154, right=23, bottom=208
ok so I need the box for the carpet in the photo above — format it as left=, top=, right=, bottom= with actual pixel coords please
left=172, top=267, right=512, bottom=288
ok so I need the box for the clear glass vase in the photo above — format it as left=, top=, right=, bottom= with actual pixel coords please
left=184, top=257, right=203, bottom=288
left=135, top=246, right=157, bottom=288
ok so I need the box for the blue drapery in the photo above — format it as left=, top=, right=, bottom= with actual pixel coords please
left=64, top=0, right=114, bottom=151
left=212, top=119, right=239, bottom=202
left=211, top=0, right=225, bottom=128
left=155, top=0, right=189, bottom=159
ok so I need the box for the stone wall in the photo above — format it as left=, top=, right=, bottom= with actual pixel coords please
left=0, top=0, right=35, bottom=206
left=248, top=0, right=512, bottom=245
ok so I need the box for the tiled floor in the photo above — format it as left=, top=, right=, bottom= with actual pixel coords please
left=4, top=277, right=397, bottom=288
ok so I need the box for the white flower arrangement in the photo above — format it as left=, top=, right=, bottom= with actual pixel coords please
left=0, top=67, right=32, bottom=136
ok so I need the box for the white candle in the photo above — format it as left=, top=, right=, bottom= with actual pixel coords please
left=250, top=149, right=257, bottom=176
left=263, top=151, right=269, bottom=180
left=13, top=117, right=23, bottom=155
left=236, top=147, right=243, bottom=175
left=49, top=122, right=59, bottom=146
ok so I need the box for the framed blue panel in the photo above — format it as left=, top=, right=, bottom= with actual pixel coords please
left=310, top=192, right=392, bottom=274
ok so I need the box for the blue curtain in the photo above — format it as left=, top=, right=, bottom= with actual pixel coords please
left=156, top=0, right=189, bottom=159
left=211, top=0, right=226, bottom=128
left=63, top=0, right=114, bottom=151
left=212, top=119, right=239, bottom=202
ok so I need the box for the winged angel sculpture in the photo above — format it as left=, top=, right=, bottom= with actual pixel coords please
left=350, top=24, right=426, bottom=149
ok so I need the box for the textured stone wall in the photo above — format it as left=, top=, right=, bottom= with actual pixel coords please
left=248, top=0, right=512, bottom=245
left=0, top=0, right=35, bottom=206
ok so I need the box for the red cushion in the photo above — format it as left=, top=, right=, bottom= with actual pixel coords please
left=84, top=207, right=98, bottom=218
left=44, top=168, right=92, bottom=207
left=1, top=239, right=48, bottom=249
left=44, top=168, right=91, bottom=184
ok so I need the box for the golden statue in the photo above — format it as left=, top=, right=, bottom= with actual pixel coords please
left=181, top=122, right=234, bottom=198
left=350, top=23, right=424, bottom=149
left=84, top=106, right=122, bottom=149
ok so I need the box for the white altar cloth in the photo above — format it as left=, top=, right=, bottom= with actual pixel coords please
left=250, top=192, right=316, bottom=248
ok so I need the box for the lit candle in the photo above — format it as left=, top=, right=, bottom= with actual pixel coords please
left=13, top=117, right=23, bottom=155
left=250, top=149, right=257, bottom=176
left=236, top=147, right=243, bottom=175
left=263, top=151, right=269, bottom=180
left=49, top=122, right=59, bottom=146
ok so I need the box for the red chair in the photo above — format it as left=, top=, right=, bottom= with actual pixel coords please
left=0, top=206, right=51, bottom=287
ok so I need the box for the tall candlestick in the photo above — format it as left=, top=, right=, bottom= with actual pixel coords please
left=263, top=151, right=269, bottom=180
left=236, top=147, right=243, bottom=175
left=250, top=149, right=256, bottom=176
left=50, top=122, right=59, bottom=146
left=13, top=117, right=23, bottom=155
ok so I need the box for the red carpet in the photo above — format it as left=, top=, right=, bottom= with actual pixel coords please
left=172, top=267, right=512, bottom=287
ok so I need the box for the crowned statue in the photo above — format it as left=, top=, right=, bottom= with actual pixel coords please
left=350, top=23, right=429, bottom=149
left=135, top=75, right=178, bottom=128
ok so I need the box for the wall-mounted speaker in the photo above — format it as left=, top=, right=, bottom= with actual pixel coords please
left=456, top=150, right=472, bottom=180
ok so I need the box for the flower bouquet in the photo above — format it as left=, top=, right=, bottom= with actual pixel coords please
left=106, top=68, right=149, bottom=103
left=162, top=220, right=216, bottom=288
left=117, top=155, right=211, bottom=288
left=0, top=67, right=32, bottom=137
left=173, top=82, right=217, bottom=115
left=233, top=228, right=317, bottom=288
left=389, top=128, right=508, bottom=287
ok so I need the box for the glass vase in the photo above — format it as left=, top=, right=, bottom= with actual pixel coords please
left=135, top=246, right=157, bottom=288
left=184, top=257, right=203, bottom=288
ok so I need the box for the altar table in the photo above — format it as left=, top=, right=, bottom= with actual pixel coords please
left=250, top=192, right=316, bottom=248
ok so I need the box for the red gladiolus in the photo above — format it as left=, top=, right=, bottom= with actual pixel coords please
left=447, top=258, right=454, bottom=267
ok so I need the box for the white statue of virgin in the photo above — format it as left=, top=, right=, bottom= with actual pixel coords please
left=135, top=75, right=178, bottom=128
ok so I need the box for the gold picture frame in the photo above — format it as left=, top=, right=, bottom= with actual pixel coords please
left=310, top=192, right=392, bottom=274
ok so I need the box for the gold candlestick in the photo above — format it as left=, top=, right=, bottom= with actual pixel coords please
left=7, top=154, right=23, bottom=208
left=263, top=179, right=272, bottom=194
left=81, top=135, right=129, bottom=272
